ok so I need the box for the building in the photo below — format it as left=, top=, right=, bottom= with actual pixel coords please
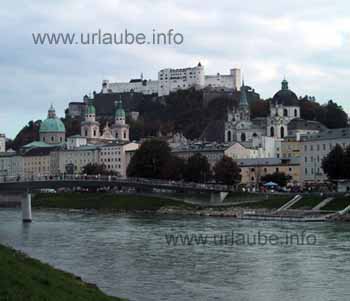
left=99, top=142, right=139, bottom=177
left=281, top=135, right=302, bottom=159
left=23, top=147, right=53, bottom=178
left=0, top=134, right=5, bottom=152
left=301, top=128, right=350, bottom=184
left=111, top=99, right=129, bottom=141
left=101, top=63, right=241, bottom=97
left=158, top=63, right=205, bottom=96
left=81, top=99, right=101, bottom=140
left=171, top=142, right=259, bottom=168
left=0, top=151, right=23, bottom=178
left=51, top=145, right=100, bottom=175
left=225, top=81, right=265, bottom=143
left=67, top=135, right=88, bottom=150
left=205, top=68, right=241, bottom=90
left=39, top=105, right=66, bottom=145
left=266, top=79, right=301, bottom=139
left=237, top=157, right=301, bottom=187
left=102, top=76, right=158, bottom=95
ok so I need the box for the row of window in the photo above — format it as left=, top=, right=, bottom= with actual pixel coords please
left=304, top=142, right=349, bottom=152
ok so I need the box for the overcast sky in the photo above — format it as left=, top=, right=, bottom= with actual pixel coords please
left=1, top=0, right=350, bottom=138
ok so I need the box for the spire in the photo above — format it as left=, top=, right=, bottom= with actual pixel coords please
left=239, top=80, right=248, bottom=108
left=281, top=78, right=288, bottom=90
left=48, top=104, right=56, bottom=118
left=115, top=95, right=126, bottom=119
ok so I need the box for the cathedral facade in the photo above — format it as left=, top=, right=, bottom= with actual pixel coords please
left=225, top=81, right=265, bottom=143
left=81, top=97, right=130, bottom=144
left=225, top=78, right=310, bottom=145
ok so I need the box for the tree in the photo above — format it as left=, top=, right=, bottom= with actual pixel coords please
left=127, top=139, right=172, bottom=179
left=322, top=144, right=346, bottom=179
left=82, top=163, right=118, bottom=176
left=213, top=156, right=241, bottom=185
left=261, top=172, right=291, bottom=187
left=184, top=153, right=211, bottom=183
left=160, top=155, right=186, bottom=181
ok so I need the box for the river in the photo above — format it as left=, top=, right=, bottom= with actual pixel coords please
left=0, top=208, right=350, bottom=300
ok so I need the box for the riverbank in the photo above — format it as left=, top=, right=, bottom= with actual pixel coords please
left=32, top=192, right=195, bottom=212
left=0, top=244, right=124, bottom=301
left=6, top=192, right=350, bottom=221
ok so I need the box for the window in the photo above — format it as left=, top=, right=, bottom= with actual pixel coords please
left=276, top=168, right=279, bottom=172
left=305, top=168, right=308, bottom=175
left=280, top=127, right=285, bottom=138
left=294, top=109, right=298, bottom=117
left=241, top=132, right=246, bottom=142
left=283, top=109, right=288, bottom=117
left=227, top=131, right=232, bottom=142
left=270, top=127, right=274, bottom=137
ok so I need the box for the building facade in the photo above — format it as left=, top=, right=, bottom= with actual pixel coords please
left=101, top=63, right=241, bottom=97
left=0, top=134, right=5, bottom=152
left=237, top=157, right=301, bottom=186
left=301, top=128, right=350, bottom=184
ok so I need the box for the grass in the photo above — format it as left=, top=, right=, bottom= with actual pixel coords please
left=33, top=193, right=194, bottom=211
left=224, top=192, right=268, bottom=203
left=322, top=196, right=350, bottom=211
left=231, top=194, right=292, bottom=209
left=0, top=244, right=124, bottom=301
left=290, top=196, right=324, bottom=210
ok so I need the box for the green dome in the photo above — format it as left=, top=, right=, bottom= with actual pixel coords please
left=40, top=118, right=66, bottom=133
left=87, top=103, right=96, bottom=114
left=40, top=105, right=65, bottom=133
left=115, top=108, right=125, bottom=118
left=114, top=99, right=125, bottom=118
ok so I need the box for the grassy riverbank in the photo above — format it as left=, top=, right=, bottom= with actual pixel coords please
left=0, top=244, right=124, bottom=301
left=33, top=192, right=194, bottom=211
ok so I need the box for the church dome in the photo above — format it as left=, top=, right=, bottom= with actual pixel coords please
left=115, top=99, right=126, bottom=118
left=272, top=79, right=299, bottom=106
left=87, top=101, right=96, bottom=114
left=40, top=105, right=66, bottom=133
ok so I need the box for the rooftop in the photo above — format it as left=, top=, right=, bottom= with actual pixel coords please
left=301, top=128, right=350, bottom=142
left=237, top=157, right=300, bottom=167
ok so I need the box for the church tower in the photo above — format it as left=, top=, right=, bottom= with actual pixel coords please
left=81, top=99, right=100, bottom=139
left=238, top=80, right=250, bottom=121
left=111, top=97, right=129, bottom=141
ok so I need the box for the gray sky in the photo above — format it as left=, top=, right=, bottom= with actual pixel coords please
left=1, top=0, right=350, bottom=138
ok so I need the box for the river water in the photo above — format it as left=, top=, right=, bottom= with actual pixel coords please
left=0, top=208, right=350, bottom=300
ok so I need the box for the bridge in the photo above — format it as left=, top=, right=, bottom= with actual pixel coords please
left=0, top=175, right=233, bottom=222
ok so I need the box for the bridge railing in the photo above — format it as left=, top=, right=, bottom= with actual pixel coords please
left=0, top=174, right=233, bottom=192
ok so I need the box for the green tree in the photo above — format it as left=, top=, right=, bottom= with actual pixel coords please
left=82, top=163, right=119, bottom=176
left=213, top=156, right=241, bottom=185
left=261, top=172, right=291, bottom=187
left=184, top=153, right=211, bottom=183
left=322, top=144, right=346, bottom=179
left=160, top=155, right=186, bottom=181
left=127, top=139, right=172, bottom=179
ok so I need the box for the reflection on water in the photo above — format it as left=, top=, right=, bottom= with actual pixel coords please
left=1, top=208, right=350, bottom=301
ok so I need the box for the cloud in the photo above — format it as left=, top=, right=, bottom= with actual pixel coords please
left=1, top=0, right=350, bottom=138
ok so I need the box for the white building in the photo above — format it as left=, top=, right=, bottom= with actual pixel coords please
left=51, top=145, right=100, bottom=175
left=102, top=63, right=241, bottom=97
left=0, top=152, right=23, bottom=178
left=99, top=142, right=139, bottom=177
left=205, top=68, right=241, bottom=90
left=102, top=77, right=158, bottom=95
left=301, top=128, right=350, bottom=184
left=0, top=134, right=5, bottom=152
left=67, top=135, right=88, bottom=150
